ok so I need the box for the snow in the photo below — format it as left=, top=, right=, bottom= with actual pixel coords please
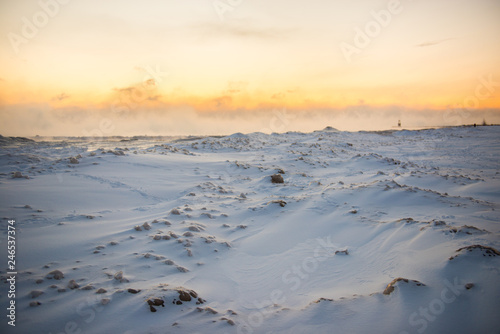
left=0, top=126, right=499, bottom=334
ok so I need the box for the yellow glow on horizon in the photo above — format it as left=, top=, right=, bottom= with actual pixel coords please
left=1, top=0, right=499, bottom=136
left=2, top=77, right=499, bottom=114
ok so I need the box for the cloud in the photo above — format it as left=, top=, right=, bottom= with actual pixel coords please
left=112, top=79, right=159, bottom=100
left=211, top=95, right=233, bottom=108
left=271, top=92, right=285, bottom=100
left=52, top=93, right=70, bottom=101
left=416, top=38, right=453, bottom=48
left=114, top=86, right=134, bottom=94
left=147, top=95, right=161, bottom=101
left=191, top=21, right=295, bottom=41
left=270, top=87, right=299, bottom=100
left=224, top=81, right=248, bottom=94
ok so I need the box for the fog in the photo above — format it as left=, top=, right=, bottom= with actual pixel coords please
left=1, top=103, right=499, bottom=138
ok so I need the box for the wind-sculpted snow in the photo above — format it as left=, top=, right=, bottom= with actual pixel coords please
left=0, top=126, right=499, bottom=333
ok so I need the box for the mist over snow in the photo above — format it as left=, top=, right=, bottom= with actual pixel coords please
left=1, top=104, right=499, bottom=137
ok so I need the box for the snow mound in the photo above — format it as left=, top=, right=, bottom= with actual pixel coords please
left=383, top=277, right=426, bottom=295
left=449, top=245, right=500, bottom=260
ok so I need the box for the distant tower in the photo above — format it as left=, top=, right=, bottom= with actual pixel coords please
left=398, top=120, right=401, bottom=128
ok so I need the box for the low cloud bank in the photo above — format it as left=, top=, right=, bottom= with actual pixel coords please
left=1, top=103, right=499, bottom=137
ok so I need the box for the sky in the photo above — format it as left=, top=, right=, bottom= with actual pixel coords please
left=1, top=0, right=499, bottom=136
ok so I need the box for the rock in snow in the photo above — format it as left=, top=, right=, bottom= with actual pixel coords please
left=271, top=174, right=284, bottom=184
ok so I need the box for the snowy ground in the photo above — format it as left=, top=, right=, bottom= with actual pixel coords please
left=0, top=126, right=499, bottom=334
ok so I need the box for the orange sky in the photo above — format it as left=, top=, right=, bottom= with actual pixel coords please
left=1, top=0, right=499, bottom=136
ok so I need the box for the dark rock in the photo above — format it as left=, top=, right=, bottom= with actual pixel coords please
left=432, top=220, right=446, bottom=226
left=271, top=174, right=284, bottom=184
left=178, top=290, right=192, bottom=302
left=128, top=288, right=140, bottom=294
left=314, top=297, right=334, bottom=303
left=147, top=298, right=165, bottom=307
left=30, top=290, right=44, bottom=298
left=68, top=280, right=79, bottom=289
left=176, top=266, right=189, bottom=273
left=13, top=171, right=29, bottom=179
left=46, top=270, right=64, bottom=280
left=271, top=200, right=287, bottom=207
